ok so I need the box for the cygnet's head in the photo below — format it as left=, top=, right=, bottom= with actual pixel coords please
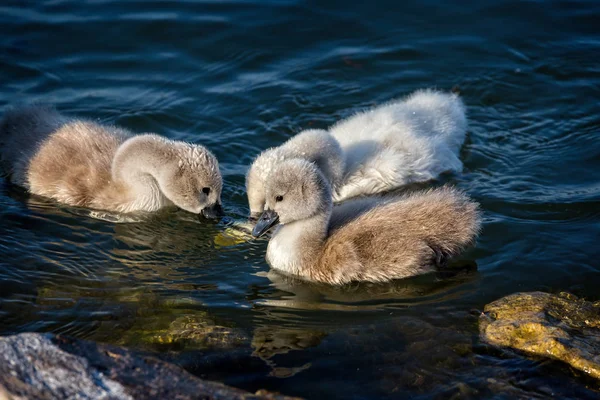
left=246, top=129, right=344, bottom=218
left=246, top=148, right=282, bottom=219
left=252, top=159, right=331, bottom=237
left=159, top=143, right=224, bottom=218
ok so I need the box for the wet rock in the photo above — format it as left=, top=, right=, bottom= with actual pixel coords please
left=118, top=313, right=249, bottom=351
left=0, top=332, right=301, bottom=400
left=479, top=291, right=600, bottom=380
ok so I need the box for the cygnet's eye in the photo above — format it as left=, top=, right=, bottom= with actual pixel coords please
left=202, top=187, right=211, bottom=195
left=275, top=195, right=283, bottom=202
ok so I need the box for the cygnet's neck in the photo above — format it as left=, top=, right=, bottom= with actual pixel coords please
left=111, top=134, right=173, bottom=212
left=266, top=209, right=331, bottom=278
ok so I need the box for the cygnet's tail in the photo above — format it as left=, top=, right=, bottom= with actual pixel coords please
left=407, top=89, right=467, bottom=144
left=388, top=186, right=481, bottom=262
left=416, top=186, right=481, bottom=260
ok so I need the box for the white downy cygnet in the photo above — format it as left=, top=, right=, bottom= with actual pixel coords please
left=251, top=159, right=481, bottom=285
left=246, top=89, right=467, bottom=216
left=0, top=105, right=223, bottom=218
left=246, top=128, right=344, bottom=217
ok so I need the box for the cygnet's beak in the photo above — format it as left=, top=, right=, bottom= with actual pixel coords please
left=252, top=209, right=279, bottom=237
left=200, top=203, right=224, bottom=220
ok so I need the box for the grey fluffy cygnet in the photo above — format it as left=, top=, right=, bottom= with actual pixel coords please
left=0, top=105, right=223, bottom=218
left=252, top=159, right=481, bottom=285
left=246, top=89, right=467, bottom=217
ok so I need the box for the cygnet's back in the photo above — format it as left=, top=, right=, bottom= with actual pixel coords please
left=331, top=89, right=466, bottom=151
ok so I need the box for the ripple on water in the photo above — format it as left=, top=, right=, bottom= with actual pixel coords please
left=1, top=0, right=600, bottom=398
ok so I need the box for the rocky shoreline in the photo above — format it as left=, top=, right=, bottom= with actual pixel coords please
left=0, top=332, right=301, bottom=400
left=4, top=291, right=600, bottom=399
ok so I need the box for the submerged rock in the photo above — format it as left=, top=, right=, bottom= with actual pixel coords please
left=117, top=313, right=249, bottom=351
left=149, top=315, right=248, bottom=348
left=480, top=291, right=600, bottom=380
left=0, top=332, right=300, bottom=400
left=35, top=284, right=248, bottom=351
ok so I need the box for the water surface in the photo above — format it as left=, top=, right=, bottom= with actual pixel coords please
left=1, top=0, right=599, bottom=398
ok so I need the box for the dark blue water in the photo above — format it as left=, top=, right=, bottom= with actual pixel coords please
left=1, top=0, right=599, bottom=398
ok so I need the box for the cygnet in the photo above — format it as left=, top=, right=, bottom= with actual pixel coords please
left=0, top=105, right=223, bottom=218
left=246, top=89, right=467, bottom=216
left=252, top=159, right=480, bottom=285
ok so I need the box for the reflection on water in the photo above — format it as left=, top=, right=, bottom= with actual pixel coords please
left=255, top=265, right=479, bottom=311
left=1, top=0, right=600, bottom=398
left=252, top=326, right=325, bottom=378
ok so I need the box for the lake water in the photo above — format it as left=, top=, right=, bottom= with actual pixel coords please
left=1, top=0, right=599, bottom=398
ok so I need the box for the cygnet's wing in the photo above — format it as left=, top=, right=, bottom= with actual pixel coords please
left=328, top=196, right=387, bottom=233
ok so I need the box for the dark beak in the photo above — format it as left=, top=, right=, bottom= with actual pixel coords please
left=200, top=203, right=224, bottom=220
left=252, top=209, right=279, bottom=237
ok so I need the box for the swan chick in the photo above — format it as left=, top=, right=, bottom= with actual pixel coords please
left=246, top=89, right=467, bottom=216
left=0, top=106, right=223, bottom=218
left=252, top=159, right=480, bottom=285
left=246, top=129, right=344, bottom=217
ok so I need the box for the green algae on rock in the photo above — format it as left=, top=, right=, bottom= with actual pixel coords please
left=122, top=313, right=249, bottom=350
left=479, top=291, right=600, bottom=380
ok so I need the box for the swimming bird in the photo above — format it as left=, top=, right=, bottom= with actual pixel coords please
left=0, top=105, right=224, bottom=218
left=251, top=159, right=480, bottom=285
left=246, top=89, right=467, bottom=216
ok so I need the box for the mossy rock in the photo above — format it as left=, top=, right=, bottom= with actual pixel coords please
left=480, top=291, right=600, bottom=380
left=118, top=313, right=249, bottom=350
